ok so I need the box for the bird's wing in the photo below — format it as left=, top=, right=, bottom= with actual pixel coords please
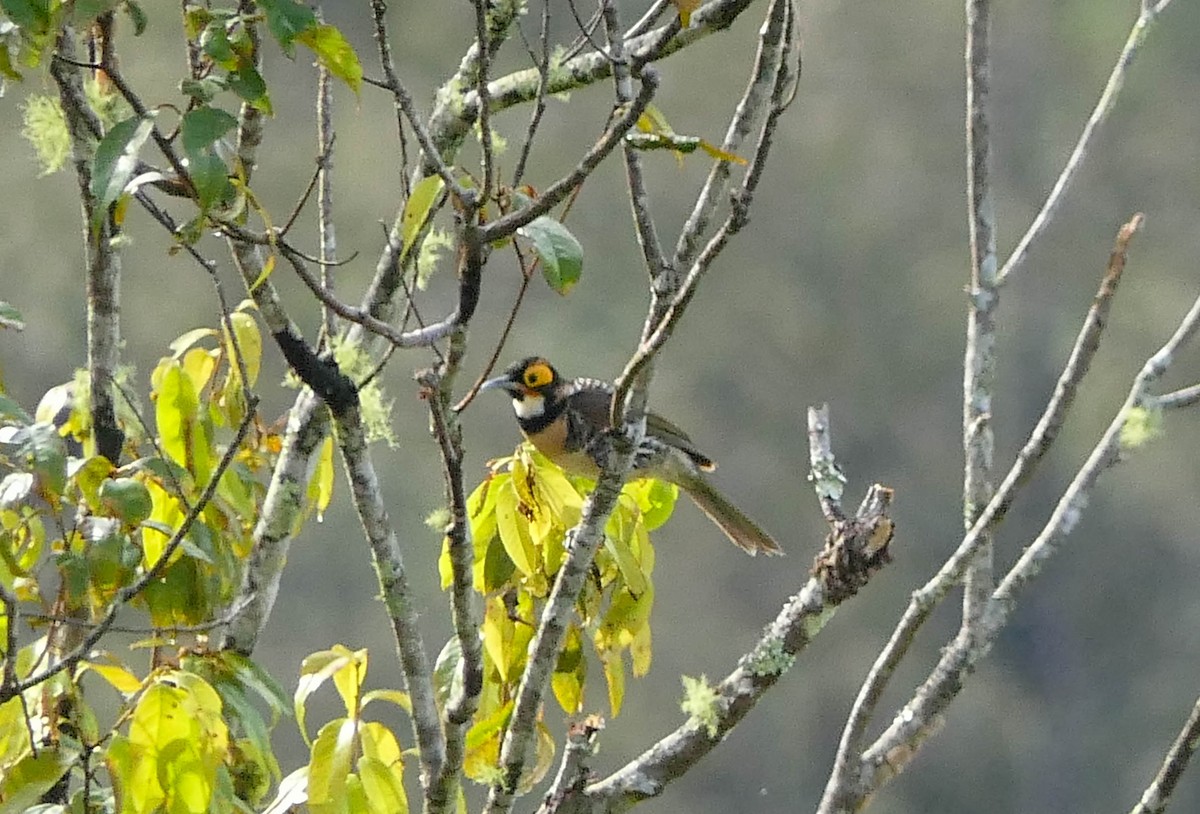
left=645, top=412, right=715, bottom=471
left=569, top=379, right=715, bottom=471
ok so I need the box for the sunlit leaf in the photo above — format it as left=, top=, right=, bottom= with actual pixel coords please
left=601, top=650, right=626, bottom=717
left=296, top=24, right=362, bottom=92
left=494, top=482, right=537, bottom=578
left=223, top=309, right=263, bottom=388
left=307, top=717, right=355, bottom=807
left=551, top=625, right=586, bottom=714
left=401, top=175, right=446, bottom=259
left=358, top=754, right=408, bottom=814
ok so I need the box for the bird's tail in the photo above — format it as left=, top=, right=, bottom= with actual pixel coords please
left=671, top=469, right=784, bottom=556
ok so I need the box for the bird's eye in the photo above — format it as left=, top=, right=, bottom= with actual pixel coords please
left=523, top=362, right=553, bottom=388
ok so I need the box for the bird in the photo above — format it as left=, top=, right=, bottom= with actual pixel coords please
left=481, top=356, right=783, bottom=556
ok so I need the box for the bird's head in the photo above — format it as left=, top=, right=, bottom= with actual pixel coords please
left=481, top=357, right=562, bottom=419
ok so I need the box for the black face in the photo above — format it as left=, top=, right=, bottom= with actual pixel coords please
left=482, top=357, right=560, bottom=398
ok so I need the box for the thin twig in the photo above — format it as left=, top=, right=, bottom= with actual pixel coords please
left=1130, top=695, right=1200, bottom=814
left=473, top=0, right=496, bottom=206
left=818, top=215, right=1143, bottom=811
left=512, top=0, right=553, bottom=187
left=995, top=0, right=1176, bottom=287
left=480, top=69, right=659, bottom=243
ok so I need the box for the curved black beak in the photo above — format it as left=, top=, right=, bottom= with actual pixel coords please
left=480, top=375, right=521, bottom=396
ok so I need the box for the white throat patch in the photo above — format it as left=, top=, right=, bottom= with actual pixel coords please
left=513, top=394, right=545, bottom=419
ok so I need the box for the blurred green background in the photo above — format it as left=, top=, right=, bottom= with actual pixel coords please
left=4, top=0, right=1200, bottom=811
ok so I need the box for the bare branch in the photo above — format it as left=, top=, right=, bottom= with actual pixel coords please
left=819, top=215, right=1143, bottom=811
left=331, top=404, right=444, bottom=794
left=834, top=255, right=1200, bottom=812
left=561, top=483, right=893, bottom=813
left=961, top=0, right=997, bottom=635
left=996, top=0, right=1177, bottom=287
left=672, top=0, right=792, bottom=273
left=613, top=0, right=795, bottom=417
left=418, top=368, right=483, bottom=813
left=1130, top=695, right=1200, bottom=814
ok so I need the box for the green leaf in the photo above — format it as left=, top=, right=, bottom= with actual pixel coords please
left=0, top=0, right=52, bottom=34
left=0, top=300, right=25, bottom=330
left=432, top=636, right=462, bottom=712
left=0, top=748, right=77, bottom=812
left=90, top=114, right=156, bottom=226
left=181, top=106, right=237, bottom=155
left=296, top=24, right=362, bottom=92
left=0, top=393, right=32, bottom=424
left=213, top=650, right=289, bottom=723
left=494, top=482, right=537, bottom=578
left=154, top=360, right=212, bottom=482
left=400, top=175, right=445, bottom=259
left=180, top=76, right=226, bottom=103
left=187, top=149, right=234, bottom=211
left=123, top=0, right=148, bottom=35
left=358, top=755, right=408, bottom=814
left=98, top=476, right=153, bottom=525
left=227, top=65, right=272, bottom=114
left=518, top=216, right=583, bottom=295
left=258, top=0, right=317, bottom=55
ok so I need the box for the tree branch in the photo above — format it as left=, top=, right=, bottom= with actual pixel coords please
left=1130, top=694, right=1200, bottom=814
left=549, top=410, right=892, bottom=813
left=818, top=214, right=1142, bottom=812
left=961, top=0, right=998, bottom=637
left=331, top=405, right=444, bottom=794
left=830, top=246, right=1200, bottom=812
left=995, top=0, right=1177, bottom=287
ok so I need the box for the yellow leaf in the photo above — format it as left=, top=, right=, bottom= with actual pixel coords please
left=551, top=625, right=586, bottom=714
left=635, top=103, right=675, bottom=136
left=401, top=175, right=446, bottom=259
left=308, top=718, right=356, bottom=806
left=181, top=347, right=218, bottom=396
left=82, top=656, right=144, bottom=695
left=670, top=0, right=701, bottom=26
left=631, top=622, right=653, bottom=677
left=358, top=755, right=408, bottom=814
left=307, top=435, right=335, bottom=522
left=495, top=482, right=538, bottom=578
left=602, top=651, right=626, bottom=717
left=462, top=701, right=511, bottom=783
left=224, top=310, right=263, bottom=387
left=249, top=253, right=277, bottom=293
left=698, top=138, right=749, bottom=165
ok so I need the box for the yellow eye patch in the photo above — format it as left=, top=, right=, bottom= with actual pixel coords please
left=523, top=361, right=554, bottom=388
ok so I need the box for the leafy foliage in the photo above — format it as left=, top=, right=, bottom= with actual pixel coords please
left=436, top=445, right=678, bottom=786
left=0, top=306, right=334, bottom=810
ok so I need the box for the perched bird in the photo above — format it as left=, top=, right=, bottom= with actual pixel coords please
left=482, top=357, right=783, bottom=556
